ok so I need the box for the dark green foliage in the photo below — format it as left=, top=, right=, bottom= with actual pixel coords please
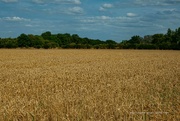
left=0, top=38, right=18, bottom=48
left=41, top=31, right=52, bottom=40
left=128, top=35, right=143, bottom=44
left=17, top=33, right=32, bottom=47
left=120, top=27, right=180, bottom=50
left=0, top=27, right=180, bottom=49
left=105, top=40, right=117, bottom=49
left=28, top=35, right=43, bottom=48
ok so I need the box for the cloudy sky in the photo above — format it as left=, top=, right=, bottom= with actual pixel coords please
left=0, top=0, right=180, bottom=41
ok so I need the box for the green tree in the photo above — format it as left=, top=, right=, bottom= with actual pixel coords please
left=17, top=33, right=32, bottom=47
left=28, top=35, right=44, bottom=48
left=164, top=28, right=174, bottom=43
left=57, top=33, right=72, bottom=46
left=129, top=35, right=143, bottom=44
left=105, top=40, right=117, bottom=49
left=0, top=38, right=5, bottom=48
left=5, top=38, right=18, bottom=48
left=143, top=35, right=153, bottom=44
left=72, top=34, right=80, bottom=44
left=152, top=34, right=165, bottom=44
left=41, top=31, right=52, bottom=40
left=173, top=27, right=180, bottom=44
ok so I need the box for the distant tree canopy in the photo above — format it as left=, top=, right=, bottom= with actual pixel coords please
left=118, top=27, right=180, bottom=50
left=0, top=27, right=180, bottom=49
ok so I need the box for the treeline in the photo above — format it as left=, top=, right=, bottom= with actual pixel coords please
left=0, top=27, right=180, bottom=49
left=0, top=32, right=117, bottom=49
left=119, top=27, right=180, bottom=50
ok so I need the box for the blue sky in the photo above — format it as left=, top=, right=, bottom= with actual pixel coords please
left=0, top=0, right=180, bottom=42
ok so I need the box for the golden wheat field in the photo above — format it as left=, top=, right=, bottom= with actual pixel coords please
left=0, top=49, right=179, bottom=121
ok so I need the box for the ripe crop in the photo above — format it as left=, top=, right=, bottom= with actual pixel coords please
left=0, top=49, right=179, bottom=121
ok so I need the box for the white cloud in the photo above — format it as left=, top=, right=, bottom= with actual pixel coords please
left=25, top=24, right=40, bottom=28
left=67, top=7, right=84, bottom=15
left=102, top=3, right=113, bottom=8
left=54, top=0, right=81, bottom=4
left=99, top=3, right=114, bottom=11
left=25, top=24, right=33, bottom=27
left=127, top=13, right=137, bottom=17
left=1, top=16, right=30, bottom=22
left=32, top=0, right=81, bottom=4
left=134, top=0, right=177, bottom=6
left=1, top=0, right=18, bottom=3
left=32, top=0, right=43, bottom=4
left=100, top=16, right=111, bottom=20
left=99, top=7, right=105, bottom=11
left=73, top=0, right=81, bottom=4
left=79, top=16, right=135, bottom=24
left=153, top=24, right=165, bottom=29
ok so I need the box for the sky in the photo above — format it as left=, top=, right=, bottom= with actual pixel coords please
left=0, top=0, right=180, bottom=42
